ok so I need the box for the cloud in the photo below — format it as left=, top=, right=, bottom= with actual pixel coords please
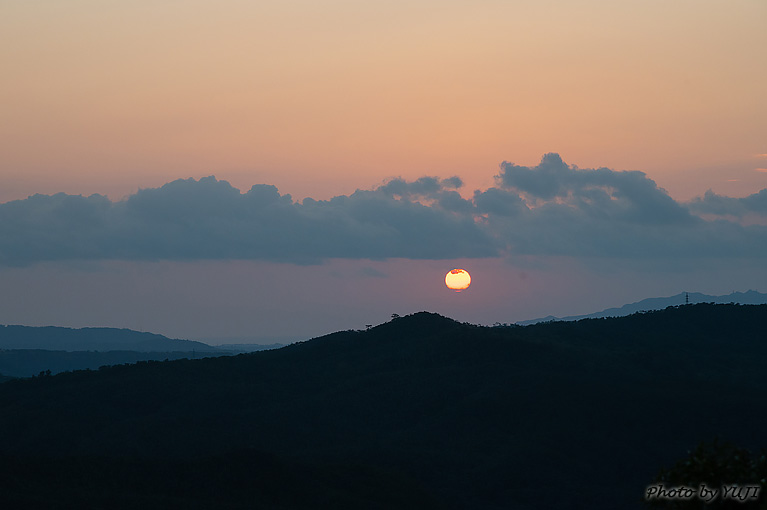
left=376, top=175, right=462, bottom=198
left=1, top=155, right=765, bottom=265
left=0, top=176, right=494, bottom=265
left=687, top=189, right=767, bottom=218
left=496, top=153, right=693, bottom=225
left=489, top=154, right=766, bottom=258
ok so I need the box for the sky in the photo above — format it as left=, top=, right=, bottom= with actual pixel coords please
left=1, top=0, right=766, bottom=343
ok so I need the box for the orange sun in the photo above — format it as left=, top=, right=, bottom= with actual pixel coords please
left=445, top=269, right=471, bottom=292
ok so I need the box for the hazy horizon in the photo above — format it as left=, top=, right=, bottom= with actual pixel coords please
left=4, top=288, right=764, bottom=346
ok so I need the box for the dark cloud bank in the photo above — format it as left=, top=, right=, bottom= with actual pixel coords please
left=1, top=153, right=765, bottom=265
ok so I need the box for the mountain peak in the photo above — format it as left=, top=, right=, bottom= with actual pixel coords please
left=380, top=312, right=462, bottom=332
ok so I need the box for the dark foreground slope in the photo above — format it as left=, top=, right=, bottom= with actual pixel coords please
left=0, top=304, right=765, bottom=509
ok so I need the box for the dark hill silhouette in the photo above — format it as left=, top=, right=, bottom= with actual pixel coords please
left=0, top=305, right=765, bottom=509
left=0, top=324, right=219, bottom=352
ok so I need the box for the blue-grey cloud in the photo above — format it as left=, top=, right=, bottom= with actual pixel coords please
left=497, top=153, right=693, bottom=225
left=487, top=154, right=766, bottom=258
left=687, top=189, right=767, bottom=218
left=473, top=187, right=527, bottom=217
left=377, top=175, right=463, bottom=197
left=1, top=154, right=765, bottom=265
left=0, top=176, right=493, bottom=265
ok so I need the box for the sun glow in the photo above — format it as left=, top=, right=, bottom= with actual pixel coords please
left=445, top=269, right=471, bottom=292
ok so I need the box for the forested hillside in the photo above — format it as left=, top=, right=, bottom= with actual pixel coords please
left=0, top=304, right=765, bottom=509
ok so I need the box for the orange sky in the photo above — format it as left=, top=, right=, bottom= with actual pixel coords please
left=2, top=0, right=766, bottom=203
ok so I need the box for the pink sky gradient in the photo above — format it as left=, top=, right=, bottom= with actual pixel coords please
left=2, top=1, right=766, bottom=204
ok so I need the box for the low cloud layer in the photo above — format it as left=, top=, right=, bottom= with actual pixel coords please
left=1, top=154, right=765, bottom=265
left=687, top=189, right=767, bottom=218
left=0, top=176, right=493, bottom=265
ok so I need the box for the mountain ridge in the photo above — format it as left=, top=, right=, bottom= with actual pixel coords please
left=0, top=324, right=219, bottom=352
left=516, top=289, right=767, bottom=325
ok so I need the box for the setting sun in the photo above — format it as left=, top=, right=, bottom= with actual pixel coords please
left=445, top=269, right=471, bottom=292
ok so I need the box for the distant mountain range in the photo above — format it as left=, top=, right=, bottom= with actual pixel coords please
left=516, top=289, right=767, bottom=325
left=0, top=325, right=219, bottom=352
left=0, top=325, right=287, bottom=378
